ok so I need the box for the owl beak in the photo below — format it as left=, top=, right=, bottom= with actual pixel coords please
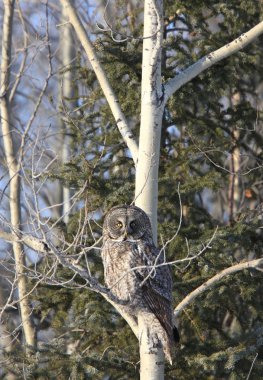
left=127, top=225, right=133, bottom=235
left=123, top=227, right=131, bottom=240
left=123, top=230, right=128, bottom=241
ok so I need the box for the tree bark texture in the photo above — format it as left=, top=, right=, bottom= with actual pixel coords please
left=0, top=0, right=35, bottom=351
left=135, top=0, right=164, bottom=243
left=135, top=1, right=167, bottom=378
left=59, top=0, right=77, bottom=222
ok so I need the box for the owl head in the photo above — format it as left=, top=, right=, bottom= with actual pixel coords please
left=103, top=205, right=153, bottom=242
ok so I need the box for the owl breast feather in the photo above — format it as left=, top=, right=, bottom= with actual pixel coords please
left=102, top=240, right=146, bottom=304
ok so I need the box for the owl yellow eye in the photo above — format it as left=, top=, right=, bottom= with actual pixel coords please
left=116, top=221, right=123, bottom=228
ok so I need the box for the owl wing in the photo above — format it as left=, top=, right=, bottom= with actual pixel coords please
left=135, top=245, right=179, bottom=343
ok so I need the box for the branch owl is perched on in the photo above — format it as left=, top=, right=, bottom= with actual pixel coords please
left=102, top=205, right=179, bottom=363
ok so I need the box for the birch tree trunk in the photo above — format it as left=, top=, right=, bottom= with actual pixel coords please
left=135, top=0, right=164, bottom=244
left=0, top=0, right=35, bottom=352
left=59, top=0, right=77, bottom=222
left=228, top=128, right=241, bottom=222
left=135, top=1, right=166, bottom=378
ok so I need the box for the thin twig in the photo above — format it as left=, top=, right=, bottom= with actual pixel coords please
left=96, top=0, right=161, bottom=42
left=246, top=353, right=258, bottom=380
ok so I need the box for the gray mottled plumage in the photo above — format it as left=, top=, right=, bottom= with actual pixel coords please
left=101, top=205, right=179, bottom=363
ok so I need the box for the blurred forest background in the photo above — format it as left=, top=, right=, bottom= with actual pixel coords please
left=0, top=0, right=263, bottom=379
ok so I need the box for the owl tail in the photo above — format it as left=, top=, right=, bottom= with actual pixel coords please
left=138, top=313, right=179, bottom=364
left=173, top=325, right=180, bottom=343
left=147, top=322, right=175, bottom=364
left=164, top=343, right=173, bottom=365
left=163, top=325, right=180, bottom=364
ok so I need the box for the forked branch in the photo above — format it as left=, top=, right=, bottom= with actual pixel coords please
left=164, top=21, right=263, bottom=102
left=174, top=258, right=263, bottom=318
left=60, top=0, right=139, bottom=163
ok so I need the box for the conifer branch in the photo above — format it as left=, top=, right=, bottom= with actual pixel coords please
left=174, top=258, right=263, bottom=318
left=164, top=21, right=263, bottom=102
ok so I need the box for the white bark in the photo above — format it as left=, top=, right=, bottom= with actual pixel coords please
left=0, top=230, right=47, bottom=252
left=174, top=258, right=263, bottom=319
left=139, top=315, right=164, bottom=380
left=0, top=0, right=35, bottom=351
left=60, top=0, right=139, bottom=163
left=228, top=125, right=241, bottom=220
left=59, top=0, right=77, bottom=222
left=139, top=346, right=164, bottom=380
left=135, top=0, right=164, bottom=243
left=164, top=21, right=263, bottom=103
left=135, top=1, right=166, bottom=378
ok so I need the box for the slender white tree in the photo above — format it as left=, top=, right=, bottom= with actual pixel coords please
left=0, top=0, right=36, bottom=353
left=59, top=0, right=77, bottom=222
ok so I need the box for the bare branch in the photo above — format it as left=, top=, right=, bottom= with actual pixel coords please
left=9, top=1, right=29, bottom=103
left=174, top=258, right=263, bottom=318
left=60, top=0, right=139, bottom=163
left=0, top=228, right=48, bottom=252
left=246, top=353, right=258, bottom=380
left=188, top=131, right=263, bottom=176
left=164, top=21, right=263, bottom=102
left=18, top=3, right=53, bottom=170
left=96, top=0, right=160, bottom=42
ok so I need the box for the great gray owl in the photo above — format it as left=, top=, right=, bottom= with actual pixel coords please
left=102, top=205, right=179, bottom=363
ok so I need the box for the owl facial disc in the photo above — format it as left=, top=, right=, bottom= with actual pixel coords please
left=103, top=205, right=152, bottom=241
